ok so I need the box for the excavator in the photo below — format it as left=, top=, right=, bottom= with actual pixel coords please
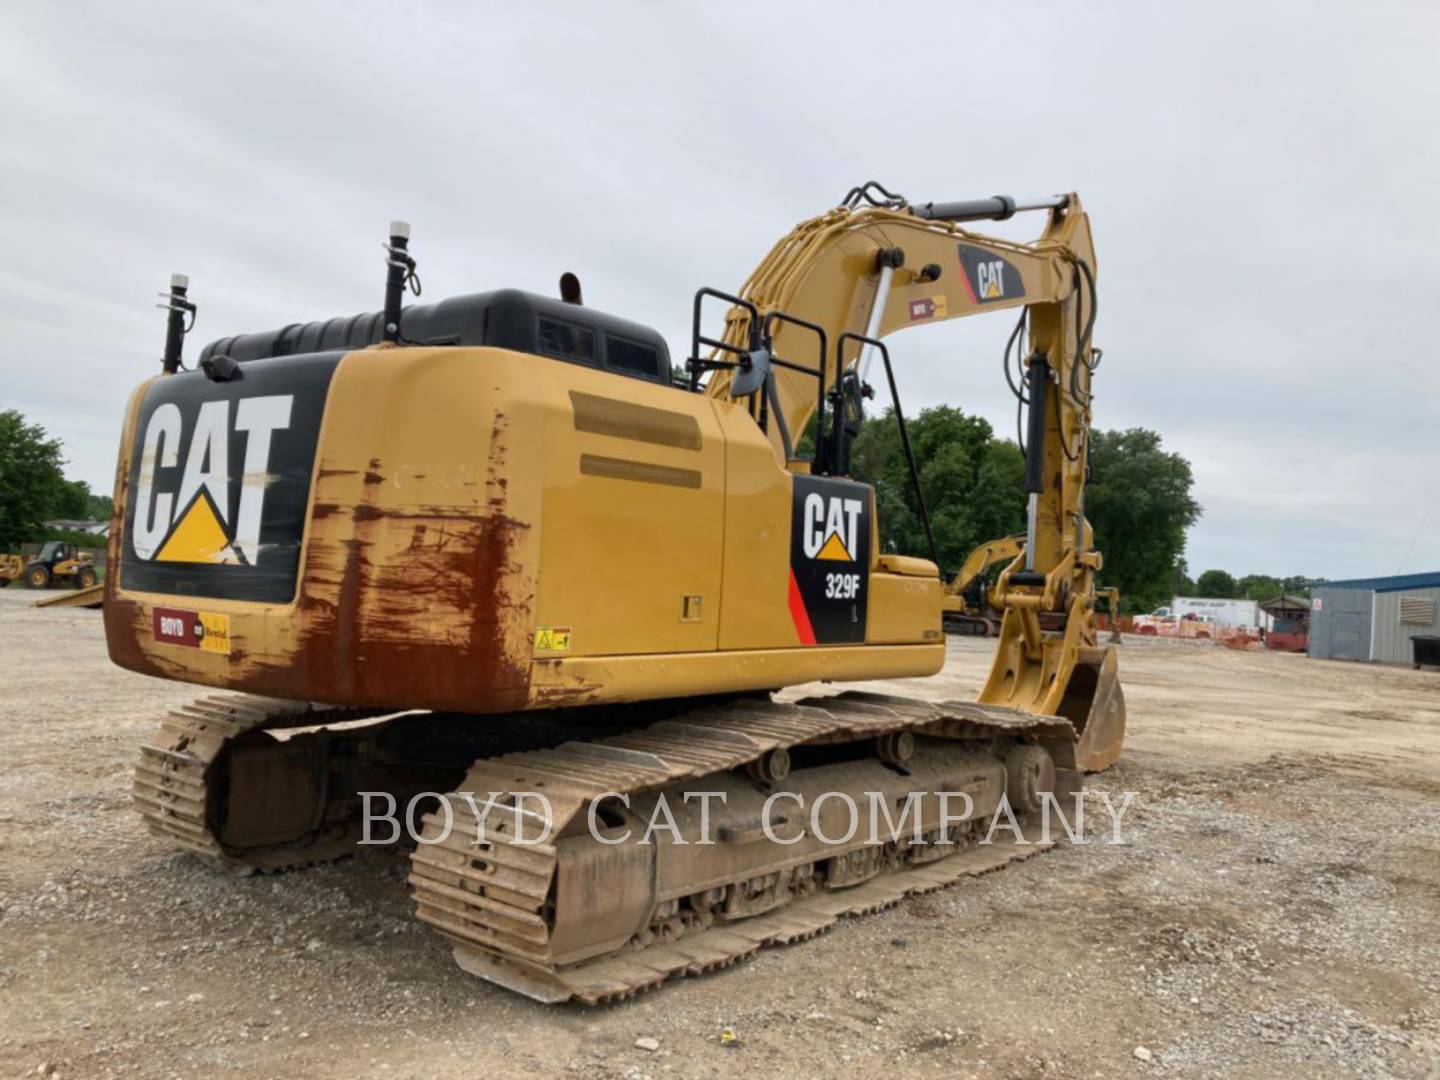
left=942, top=533, right=1025, bottom=636
left=110, top=183, right=1126, bottom=1003
left=943, top=538, right=1123, bottom=641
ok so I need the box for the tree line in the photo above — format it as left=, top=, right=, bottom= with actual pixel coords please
left=0, top=409, right=112, bottom=552
left=1182, top=569, right=1315, bottom=604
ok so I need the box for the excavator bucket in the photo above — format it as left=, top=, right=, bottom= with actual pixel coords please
left=1063, top=645, right=1127, bottom=772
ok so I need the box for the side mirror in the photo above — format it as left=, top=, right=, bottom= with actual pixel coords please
left=730, top=346, right=772, bottom=398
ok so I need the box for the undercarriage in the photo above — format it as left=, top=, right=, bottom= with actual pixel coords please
left=135, top=690, right=1078, bottom=1003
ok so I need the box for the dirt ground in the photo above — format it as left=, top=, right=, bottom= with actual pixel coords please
left=1, top=586, right=1438, bottom=1079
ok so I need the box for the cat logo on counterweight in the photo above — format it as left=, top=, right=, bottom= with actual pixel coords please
left=133, top=395, right=293, bottom=565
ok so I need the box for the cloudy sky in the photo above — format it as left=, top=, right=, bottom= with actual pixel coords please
left=3, top=2, right=1436, bottom=581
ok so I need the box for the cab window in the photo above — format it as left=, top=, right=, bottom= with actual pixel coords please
left=605, top=335, right=662, bottom=380
left=536, top=317, right=597, bottom=366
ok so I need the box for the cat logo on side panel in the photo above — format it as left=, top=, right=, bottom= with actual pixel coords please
left=801, top=492, right=862, bottom=563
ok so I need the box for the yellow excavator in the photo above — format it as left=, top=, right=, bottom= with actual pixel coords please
left=942, top=533, right=1025, bottom=636
left=111, top=183, right=1125, bottom=1003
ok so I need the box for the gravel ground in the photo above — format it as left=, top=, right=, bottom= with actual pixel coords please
left=1, top=585, right=1438, bottom=1079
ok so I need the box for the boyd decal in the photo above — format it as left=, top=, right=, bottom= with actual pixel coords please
left=120, top=353, right=341, bottom=604
left=152, top=606, right=232, bottom=654
left=907, top=295, right=947, bottom=322
left=788, top=476, right=872, bottom=646
left=958, top=243, right=1026, bottom=305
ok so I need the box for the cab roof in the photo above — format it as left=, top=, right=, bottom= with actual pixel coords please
left=198, top=289, right=673, bottom=385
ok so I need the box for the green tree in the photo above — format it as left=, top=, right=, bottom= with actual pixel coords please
left=1196, top=568, right=1239, bottom=598
left=54, top=478, right=93, bottom=520
left=0, top=409, right=69, bottom=551
left=1086, top=428, right=1202, bottom=613
left=849, top=405, right=1026, bottom=572
left=1281, top=574, right=1315, bottom=596
left=1175, top=561, right=1197, bottom=597
left=1235, top=573, right=1283, bottom=601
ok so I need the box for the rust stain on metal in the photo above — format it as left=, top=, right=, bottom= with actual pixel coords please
left=237, top=410, right=534, bottom=713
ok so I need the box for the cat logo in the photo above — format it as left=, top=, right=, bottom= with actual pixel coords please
left=976, top=260, right=1006, bottom=299
left=801, top=492, right=863, bottom=563
left=132, top=395, right=293, bottom=565
left=957, top=244, right=1025, bottom=305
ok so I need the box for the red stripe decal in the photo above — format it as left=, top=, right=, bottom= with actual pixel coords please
left=957, top=262, right=978, bottom=304
left=787, top=568, right=817, bottom=646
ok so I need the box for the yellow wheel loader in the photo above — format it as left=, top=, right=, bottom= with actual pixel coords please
left=19, top=541, right=98, bottom=590
left=109, top=186, right=1126, bottom=1003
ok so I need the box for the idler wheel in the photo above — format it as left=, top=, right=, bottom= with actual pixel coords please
left=876, top=730, right=915, bottom=766
left=745, top=747, right=791, bottom=783
left=1004, top=744, right=1056, bottom=815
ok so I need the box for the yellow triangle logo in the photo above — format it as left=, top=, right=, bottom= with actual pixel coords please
left=982, top=279, right=1002, bottom=298
left=156, top=492, right=242, bottom=564
left=816, top=531, right=853, bottom=562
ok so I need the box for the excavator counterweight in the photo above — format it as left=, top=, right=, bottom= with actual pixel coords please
left=110, top=185, right=1125, bottom=1001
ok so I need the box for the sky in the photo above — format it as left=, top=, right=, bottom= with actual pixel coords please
left=2, top=1, right=1437, bottom=582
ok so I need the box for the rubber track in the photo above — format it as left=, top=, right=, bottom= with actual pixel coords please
left=409, top=690, right=1074, bottom=1003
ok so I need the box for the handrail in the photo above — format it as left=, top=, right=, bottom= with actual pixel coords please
left=836, top=331, right=938, bottom=569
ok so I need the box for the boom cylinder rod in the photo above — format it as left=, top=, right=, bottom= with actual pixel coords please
left=1023, top=353, right=1050, bottom=571
left=912, top=194, right=1069, bottom=223
left=859, top=248, right=904, bottom=382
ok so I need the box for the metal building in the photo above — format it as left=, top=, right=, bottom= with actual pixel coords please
left=1308, top=571, right=1440, bottom=664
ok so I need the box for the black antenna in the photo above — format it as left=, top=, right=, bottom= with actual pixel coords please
left=383, top=221, right=420, bottom=343
left=159, top=273, right=195, bottom=374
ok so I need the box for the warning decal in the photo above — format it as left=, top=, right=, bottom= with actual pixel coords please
left=535, top=626, right=572, bottom=655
